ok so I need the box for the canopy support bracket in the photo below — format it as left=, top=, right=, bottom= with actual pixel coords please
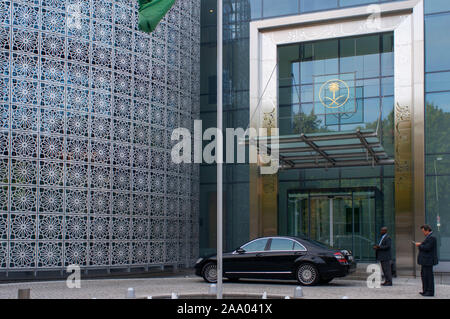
left=300, top=133, right=336, bottom=166
left=356, top=129, right=379, bottom=164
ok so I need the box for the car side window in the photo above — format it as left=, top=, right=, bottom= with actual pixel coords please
left=269, top=238, right=295, bottom=251
left=293, top=241, right=307, bottom=251
left=241, top=239, right=268, bottom=252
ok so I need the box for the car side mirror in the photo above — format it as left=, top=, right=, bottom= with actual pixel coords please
left=236, top=248, right=246, bottom=254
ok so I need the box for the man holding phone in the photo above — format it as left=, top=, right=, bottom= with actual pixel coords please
left=373, top=226, right=392, bottom=286
left=415, top=225, right=439, bottom=297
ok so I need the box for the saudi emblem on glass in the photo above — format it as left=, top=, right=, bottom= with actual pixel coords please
left=314, top=73, right=356, bottom=116
left=319, top=79, right=350, bottom=108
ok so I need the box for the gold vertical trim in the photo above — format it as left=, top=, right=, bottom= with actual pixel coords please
left=249, top=110, right=279, bottom=239
left=249, top=163, right=261, bottom=239
left=394, top=103, right=415, bottom=274
left=412, top=0, right=426, bottom=277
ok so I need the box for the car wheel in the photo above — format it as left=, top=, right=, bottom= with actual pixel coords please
left=202, top=262, right=217, bottom=283
left=296, top=263, right=319, bottom=286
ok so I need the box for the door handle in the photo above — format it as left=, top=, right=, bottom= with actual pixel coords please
left=256, top=253, right=265, bottom=257
left=295, top=252, right=305, bottom=256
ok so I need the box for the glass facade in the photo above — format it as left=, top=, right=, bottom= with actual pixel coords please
left=287, top=188, right=382, bottom=261
left=199, top=0, right=400, bottom=258
left=277, top=33, right=395, bottom=262
left=0, top=0, right=200, bottom=274
left=425, top=0, right=450, bottom=262
left=200, top=0, right=251, bottom=256
left=278, top=33, right=394, bottom=135
left=250, top=0, right=405, bottom=19
left=199, top=0, right=450, bottom=267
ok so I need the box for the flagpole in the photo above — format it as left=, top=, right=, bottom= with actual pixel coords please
left=216, top=0, right=223, bottom=300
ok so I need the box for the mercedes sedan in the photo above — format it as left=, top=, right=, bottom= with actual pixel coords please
left=195, top=236, right=356, bottom=286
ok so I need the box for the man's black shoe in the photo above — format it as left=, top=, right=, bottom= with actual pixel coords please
left=422, top=293, right=434, bottom=297
left=382, top=282, right=392, bottom=286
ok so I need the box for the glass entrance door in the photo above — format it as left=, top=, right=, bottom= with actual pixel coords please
left=287, top=189, right=380, bottom=261
left=309, top=196, right=331, bottom=246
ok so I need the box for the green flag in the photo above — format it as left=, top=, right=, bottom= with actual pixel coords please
left=138, top=0, right=176, bottom=33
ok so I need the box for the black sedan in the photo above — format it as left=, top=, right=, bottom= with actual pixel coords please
left=195, top=236, right=356, bottom=286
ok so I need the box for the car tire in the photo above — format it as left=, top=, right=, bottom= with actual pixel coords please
left=296, top=263, right=320, bottom=286
left=319, top=277, right=333, bottom=285
left=202, top=262, right=217, bottom=283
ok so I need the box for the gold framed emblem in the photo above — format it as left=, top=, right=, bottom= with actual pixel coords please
left=319, top=79, right=350, bottom=109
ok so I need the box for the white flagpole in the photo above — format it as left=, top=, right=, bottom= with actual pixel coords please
left=216, top=0, right=223, bottom=300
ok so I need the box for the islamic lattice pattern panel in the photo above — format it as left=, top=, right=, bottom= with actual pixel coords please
left=0, top=0, right=200, bottom=273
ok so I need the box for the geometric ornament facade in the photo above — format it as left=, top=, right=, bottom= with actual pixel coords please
left=0, top=0, right=200, bottom=274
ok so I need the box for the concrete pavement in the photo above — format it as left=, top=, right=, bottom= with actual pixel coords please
left=0, top=275, right=449, bottom=299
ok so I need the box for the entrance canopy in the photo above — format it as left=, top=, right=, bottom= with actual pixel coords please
left=252, top=129, right=394, bottom=170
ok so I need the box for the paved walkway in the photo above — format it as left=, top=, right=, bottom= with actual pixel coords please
left=0, top=276, right=449, bottom=299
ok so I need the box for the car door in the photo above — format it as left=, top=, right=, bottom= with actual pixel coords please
left=257, top=238, right=307, bottom=275
left=223, top=238, right=269, bottom=277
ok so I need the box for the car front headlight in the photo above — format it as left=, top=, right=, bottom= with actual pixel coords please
left=195, top=258, right=203, bottom=264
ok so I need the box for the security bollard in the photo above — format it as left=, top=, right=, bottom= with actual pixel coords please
left=18, top=289, right=31, bottom=299
left=294, top=286, right=303, bottom=298
left=126, top=287, right=136, bottom=299
left=262, top=292, right=267, bottom=299
left=171, top=292, right=178, bottom=299
left=208, top=284, right=217, bottom=295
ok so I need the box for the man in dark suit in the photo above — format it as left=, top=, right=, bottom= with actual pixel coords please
left=415, top=224, right=439, bottom=297
left=373, top=226, right=392, bottom=286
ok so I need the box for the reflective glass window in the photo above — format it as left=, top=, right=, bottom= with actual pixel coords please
left=250, top=0, right=262, bottom=19
left=426, top=92, right=450, bottom=153
left=340, top=0, right=379, bottom=7
left=278, top=33, right=393, bottom=135
left=426, top=71, right=450, bottom=92
left=426, top=14, right=450, bottom=72
left=263, top=0, right=299, bottom=18
left=301, top=0, right=338, bottom=12
left=425, top=0, right=450, bottom=14
left=269, top=238, right=295, bottom=251
left=293, top=241, right=307, bottom=251
left=242, top=238, right=269, bottom=252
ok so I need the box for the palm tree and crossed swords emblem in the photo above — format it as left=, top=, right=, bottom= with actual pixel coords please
left=319, top=79, right=350, bottom=109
